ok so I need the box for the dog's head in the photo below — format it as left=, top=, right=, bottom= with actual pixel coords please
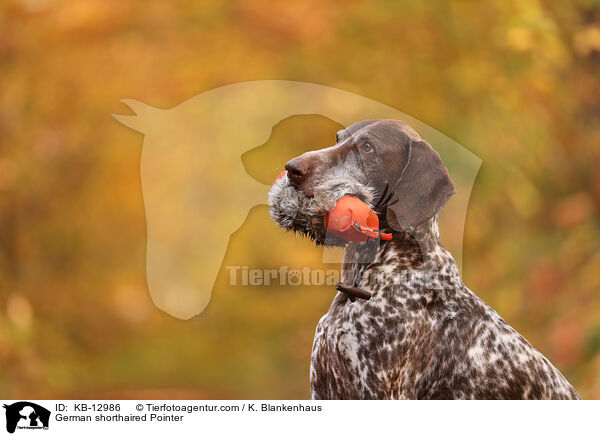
left=268, top=119, right=455, bottom=246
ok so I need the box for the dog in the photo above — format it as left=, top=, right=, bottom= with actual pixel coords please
left=268, top=119, right=581, bottom=399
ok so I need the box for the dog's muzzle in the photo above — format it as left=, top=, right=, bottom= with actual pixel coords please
left=268, top=171, right=374, bottom=246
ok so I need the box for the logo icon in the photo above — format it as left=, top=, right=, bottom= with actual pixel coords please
left=3, top=402, right=50, bottom=434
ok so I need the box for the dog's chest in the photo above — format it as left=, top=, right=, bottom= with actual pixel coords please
left=309, top=245, right=452, bottom=400
left=309, top=273, right=439, bottom=400
left=310, top=293, right=399, bottom=399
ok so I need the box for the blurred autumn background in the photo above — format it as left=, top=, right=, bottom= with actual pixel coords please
left=1, top=0, right=599, bottom=399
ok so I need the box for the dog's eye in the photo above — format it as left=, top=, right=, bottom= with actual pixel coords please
left=362, top=142, right=373, bottom=152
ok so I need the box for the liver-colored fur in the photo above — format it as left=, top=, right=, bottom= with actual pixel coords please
left=269, top=119, right=580, bottom=399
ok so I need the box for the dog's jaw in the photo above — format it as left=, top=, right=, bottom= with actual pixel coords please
left=268, top=174, right=375, bottom=247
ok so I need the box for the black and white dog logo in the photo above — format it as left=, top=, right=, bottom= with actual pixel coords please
left=3, top=402, right=50, bottom=434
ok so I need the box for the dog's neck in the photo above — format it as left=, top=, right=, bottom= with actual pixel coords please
left=342, top=215, right=457, bottom=287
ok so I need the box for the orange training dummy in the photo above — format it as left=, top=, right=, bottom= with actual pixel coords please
left=325, top=196, right=392, bottom=242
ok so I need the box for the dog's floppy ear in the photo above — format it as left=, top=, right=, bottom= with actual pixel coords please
left=387, top=140, right=455, bottom=231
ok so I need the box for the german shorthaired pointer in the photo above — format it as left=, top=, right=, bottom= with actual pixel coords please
left=268, top=119, right=580, bottom=399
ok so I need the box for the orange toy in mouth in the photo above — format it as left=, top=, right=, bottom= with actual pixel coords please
left=325, top=196, right=392, bottom=242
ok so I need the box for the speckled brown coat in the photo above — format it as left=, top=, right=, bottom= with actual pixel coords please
left=310, top=217, right=580, bottom=399
left=269, top=119, right=580, bottom=400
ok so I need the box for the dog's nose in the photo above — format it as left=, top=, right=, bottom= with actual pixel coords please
left=285, top=157, right=310, bottom=187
